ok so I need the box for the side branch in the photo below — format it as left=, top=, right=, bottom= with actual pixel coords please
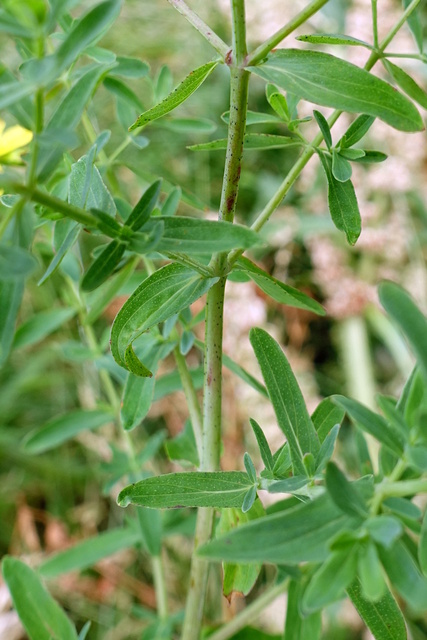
left=166, top=0, right=229, bottom=58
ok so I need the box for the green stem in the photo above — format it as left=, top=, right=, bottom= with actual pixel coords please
left=208, top=580, right=289, bottom=640
left=166, top=0, right=230, bottom=58
left=231, top=0, right=247, bottom=65
left=246, top=0, right=330, bottom=66
left=372, top=0, right=379, bottom=49
left=378, top=0, right=422, bottom=51
left=173, top=346, right=203, bottom=461
left=381, top=478, right=427, bottom=498
left=152, top=555, right=169, bottom=619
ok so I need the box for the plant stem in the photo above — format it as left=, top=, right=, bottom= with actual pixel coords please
left=181, top=2, right=249, bottom=636
left=166, top=0, right=230, bottom=58
left=208, top=580, right=289, bottom=640
left=371, top=0, right=379, bottom=49
left=174, top=346, right=203, bottom=461
left=246, top=0, right=330, bottom=66
left=152, top=554, right=169, bottom=619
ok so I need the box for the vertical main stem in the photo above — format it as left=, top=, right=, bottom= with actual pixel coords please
left=181, top=2, right=249, bottom=638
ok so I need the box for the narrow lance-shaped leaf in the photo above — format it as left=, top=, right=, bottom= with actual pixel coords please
left=313, top=110, right=332, bottom=149
left=188, top=133, right=301, bottom=151
left=249, top=49, right=423, bottom=132
left=302, top=547, right=359, bottom=613
left=250, top=328, right=319, bottom=476
left=129, top=61, right=219, bottom=131
left=125, top=180, right=162, bottom=230
left=284, top=580, right=322, bottom=640
left=81, top=240, right=126, bottom=292
left=297, top=34, right=373, bottom=48
left=249, top=418, right=274, bottom=472
left=339, top=114, right=376, bottom=148
left=2, top=557, right=78, bottom=640
left=117, top=472, right=252, bottom=509
left=382, top=59, right=427, bottom=110
left=110, top=263, right=218, bottom=372
left=311, top=396, right=345, bottom=443
left=326, top=462, right=368, bottom=518
left=332, top=149, right=352, bottom=182
left=379, top=540, right=427, bottom=613
left=347, top=577, right=407, bottom=640
left=0, top=280, right=24, bottom=366
left=318, top=151, right=361, bottom=245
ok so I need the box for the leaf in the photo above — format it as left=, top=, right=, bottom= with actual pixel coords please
left=217, top=502, right=264, bottom=600
left=13, top=308, right=76, bottom=349
left=249, top=49, right=423, bottom=132
left=242, top=485, right=258, bottom=513
left=222, top=109, right=282, bottom=126
left=332, top=149, right=352, bottom=182
left=375, top=394, right=409, bottom=442
left=352, top=150, right=388, bottom=163
left=284, top=580, right=322, bottom=640
left=379, top=540, right=427, bottom=613
left=2, top=556, right=78, bottom=640
left=326, top=462, right=368, bottom=517
left=81, top=241, right=125, bottom=292
left=38, top=525, right=140, bottom=578
left=125, top=180, right=162, bottom=231
left=311, top=396, right=345, bottom=443
left=129, top=61, right=219, bottom=131
left=55, top=0, right=120, bottom=74
left=249, top=418, right=274, bottom=472
left=69, top=154, right=116, bottom=215
left=302, top=547, right=358, bottom=612
left=358, top=541, right=386, bottom=601
left=151, top=217, right=260, bottom=254
left=250, top=328, right=319, bottom=476
left=379, top=281, right=427, bottom=383
left=266, top=84, right=290, bottom=121
left=419, top=510, right=427, bottom=576
left=23, top=409, right=113, bottom=454
left=38, top=223, right=80, bottom=285
left=188, top=133, right=301, bottom=151
left=111, top=264, right=218, bottom=370
left=334, top=395, right=404, bottom=456
left=313, top=110, right=332, bottom=149
left=199, top=492, right=360, bottom=564
left=365, top=516, right=402, bottom=549
left=117, top=471, right=252, bottom=509
left=318, top=151, right=361, bottom=245
left=339, top=114, right=376, bottom=148
left=347, top=577, right=407, bottom=640
left=314, top=424, right=340, bottom=474
left=0, top=245, right=38, bottom=281
left=0, top=280, right=24, bottom=366
left=161, top=187, right=181, bottom=216
left=383, top=59, right=427, bottom=109
left=165, top=419, right=199, bottom=467
left=268, top=475, right=309, bottom=494
left=235, top=257, right=325, bottom=315
left=297, top=34, right=373, bottom=48
left=403, top=0, right=423, bottom=53
left=110, top=56, right=149, bottom=78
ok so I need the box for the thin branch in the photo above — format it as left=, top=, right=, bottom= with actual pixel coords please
left=167, top=0, right=230, bottom=58
left=246, top=0, right=330, bottom=66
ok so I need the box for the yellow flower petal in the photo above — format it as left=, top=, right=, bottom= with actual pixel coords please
left=0, top=125, right=33, bottom=158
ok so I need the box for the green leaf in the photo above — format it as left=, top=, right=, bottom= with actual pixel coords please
left=104, top=76, right=143, bottom=111
left=250, top=328, right=319, bottom=476
left=127, top=221, right=164, bottom=257
left=318, top=151, right=361, bottom=245
left=129, top=60, right=219, bottom=131
left=249, top=49, right=423, bottom=132
left=284, top=580, right=321, bottom=640
left=419, top=510, right=427, bottom=576
left=0, top=245, right=38, bottom=281
left=332, top=149, right=352, bottom=182
left=111, top=264, right=218, bottom=370
left=375, top=394, right=409, bottom=442
left=221, top=109, right=282, bottom=126
left=78, top=621, right=91, bottom=640
left=152, top=218, right=260, bottom=254
left=165, top=419, right=199, bottom=467
left=236, top=257, right=325, bottom=315
left=403, top=0, right=423, bottom=53
left=347, top=577, right=407, bottom=640
left=352, top=150, right=388, bottom=164
left=358, top=541, right=386, bottom=601
left=242, top=485, right=258, bottom=513
left=55, top=0, right=120, bottom=73
left=266, top=84, right=290, bottom=121
left=334, top=395, right=404, bottom=456
left=302, top=547, right=358, bottom=612
left=117, top=471, right=252, bottom=509
left=379, top=281, right=427, bottom=383
left=249, top=418, right=274, bottom=472
left=13, top=307, right=76, bottom=349
left=339, top=114, right=376, bottom=148
left=217, top=503, right=264, bottom=600
left=199, top=493, right=360, bottom=564
left=0, top=9, right=34, bottom=37
left=297, top=34, right=373, bottom=48
left=38, top=223, right=80, bottom=286
left=314, top=424, right=339, bottom=474
left=161, top=187, right=181, bottom=217
left=326, top=462, right=368, bottom=517
left=188, top=133, right=301, bottom=151
left=339, top=148, right=366, bottom=160
left=365, top=516, right=402, bottom=549
left=383, top=59, right=427, bottom=109
left=379, top=540, right=427, bottom=612
left=244, top=452, right=257, bottom=483
left=313, top=110, right=332, bottom=149
left=126, top=180, right=162, bottom=231
left=2, top=556, right=78, bottom=640
left=0, top=280, right=24, bottom=365
left=311, top=396, right=345, bottom=443
left=69, top=154, right=116, bottom=215
left=23, top=409, right=114, bottom=454
left=110, top=56, right=149, bottom=78
left=39, top=525, right=139, bottom=577
left=81, top=240, right=125, bottom=292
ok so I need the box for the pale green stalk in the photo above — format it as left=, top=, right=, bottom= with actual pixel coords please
left=247, top=0, right=330, bottom=66
left=173, top=346, right=203, bottom=460
left=371, top=0, right=379, bottom=49
left=166, top=0, right=229, bottom=57
left=180, top=2, right=249, bottom=638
